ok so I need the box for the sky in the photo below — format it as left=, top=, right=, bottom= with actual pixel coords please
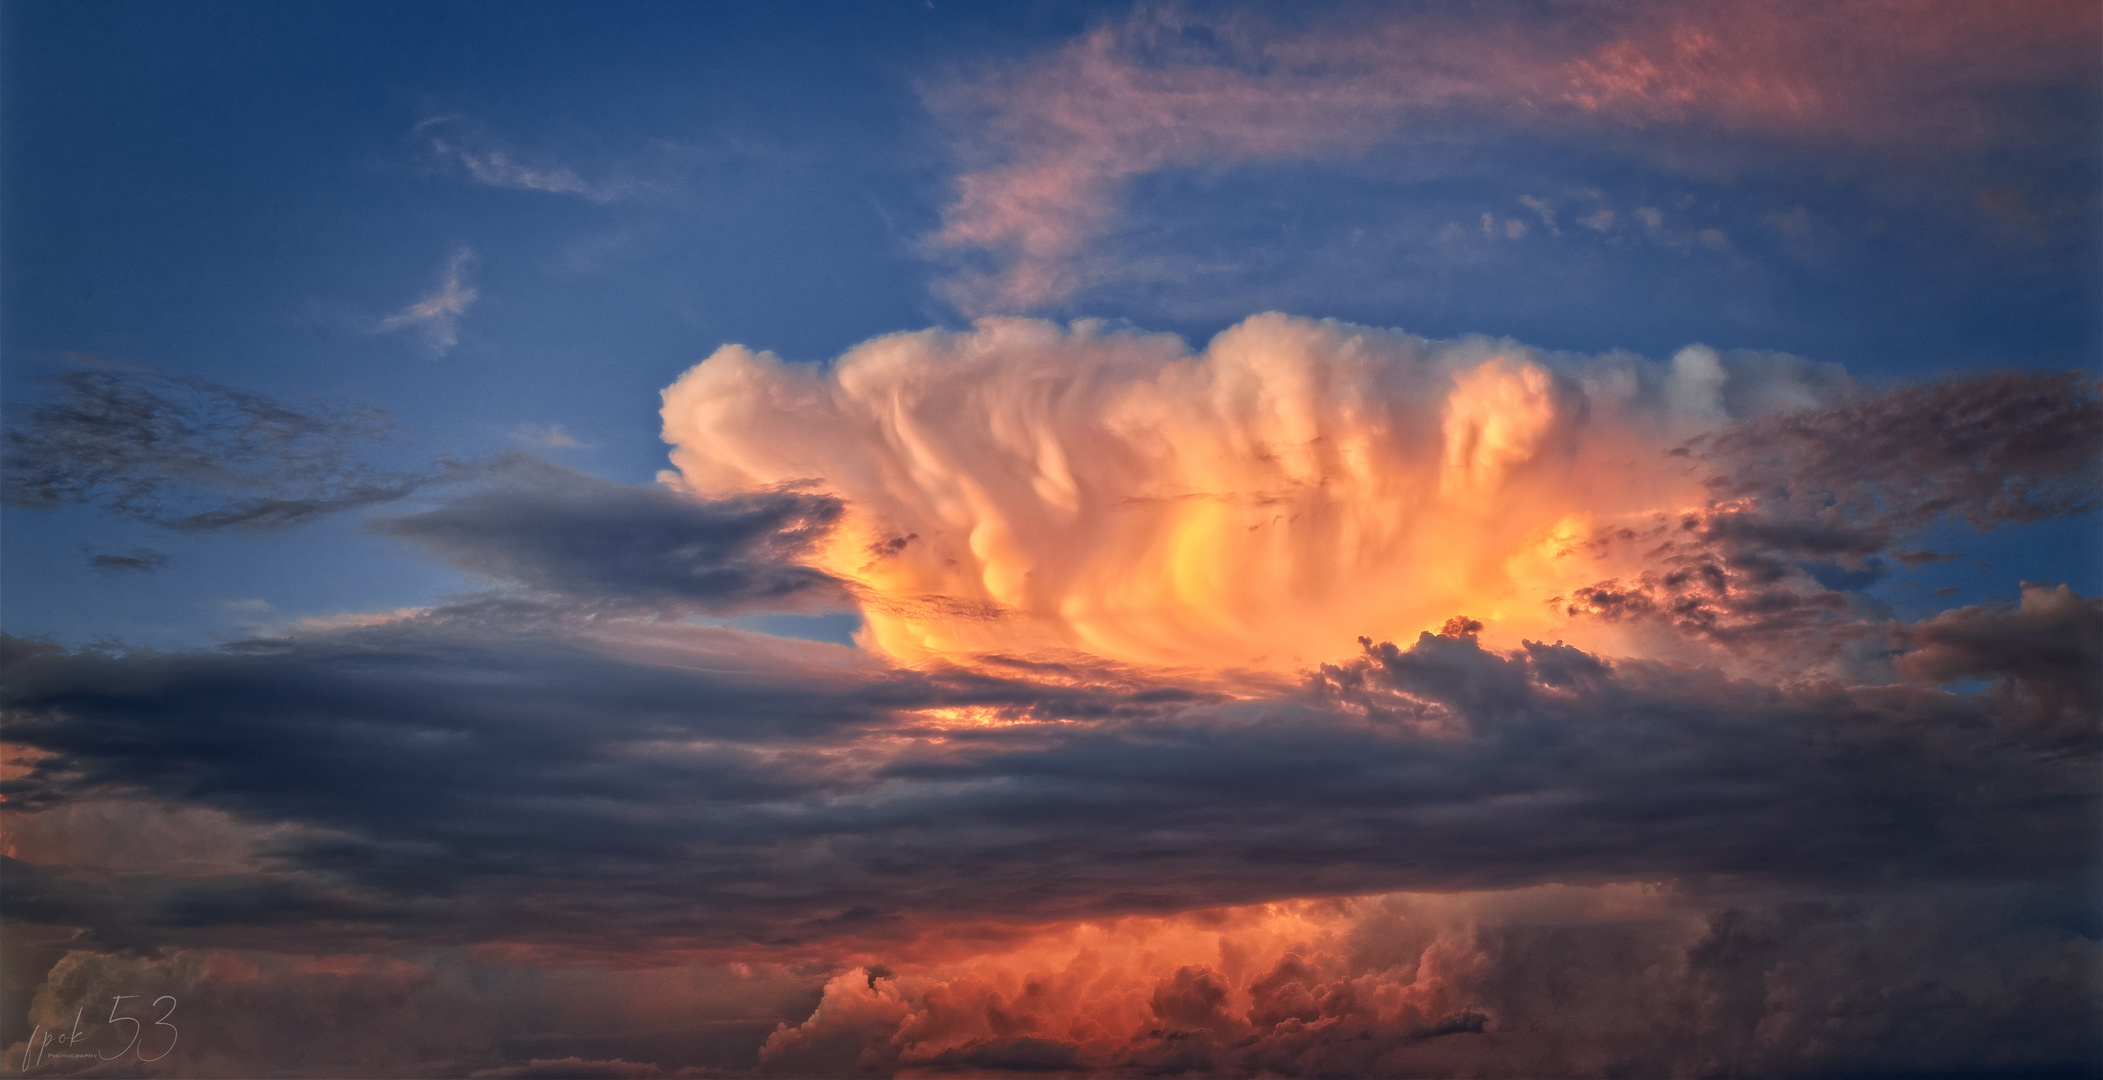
left=1, top=1, right=2099, bottom=1077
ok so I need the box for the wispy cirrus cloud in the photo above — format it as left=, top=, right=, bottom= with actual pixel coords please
left=414, top=115, right=661, bottom=204
left=377, top=247, right=478, bottom=354
left=924, top=1, right=2098, bottom=314
left=508, top=422, right=593, bottom=450
left=1, top=363, right=427, bottom=532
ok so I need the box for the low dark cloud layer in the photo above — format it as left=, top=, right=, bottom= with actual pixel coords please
left=4, top=592, right=2093, bottom=964
left=371, top=465, right=849, bottom=613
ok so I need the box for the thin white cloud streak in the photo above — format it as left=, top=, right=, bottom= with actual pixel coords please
left=414, top=116, right=650, bottom=204
left=378, top=248, right=477, bottom=354
left=923, top=1, right=2097, bottom=314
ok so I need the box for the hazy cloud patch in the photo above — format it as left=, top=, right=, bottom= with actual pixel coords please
left=508, top=423, right=594, bottom=450
left=377, top=248, right=478, bottom=355
left=86, top=549, right=168, bottom=573
left=2, top=364, right=427, bottom=532
left=415, top=116, right=668, bottom=204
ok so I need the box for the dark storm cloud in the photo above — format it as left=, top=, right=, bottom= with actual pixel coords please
left=1, top=366, right=427, bottom=531
left=0, top=604, right=1228, bottom=952
left=1563, top=371, right=2103, bottom=657
left=4, top=594, right=2093, bottom=958
left=1898, top=582, right=2102, bottom=743
left=370, top=466, right=849, bottom=612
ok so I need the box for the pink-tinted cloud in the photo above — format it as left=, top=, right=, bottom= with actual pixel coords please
left=926, top=1, right=2099, bottom=313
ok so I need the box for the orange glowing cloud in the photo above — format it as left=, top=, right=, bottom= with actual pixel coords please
left=754, top=884, right=1709, bottom=1077
left=661, top=315, right=1847, bottom=675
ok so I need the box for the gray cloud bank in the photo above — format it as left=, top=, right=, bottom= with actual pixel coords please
left=371, top=463, right=850, bottom=614
left=3, top=591, right=2097, bottom=1074
left=7, top=604, right=2092, bottom=951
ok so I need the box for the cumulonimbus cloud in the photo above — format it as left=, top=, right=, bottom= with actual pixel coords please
left=661, top=314, right=2099, bottom=678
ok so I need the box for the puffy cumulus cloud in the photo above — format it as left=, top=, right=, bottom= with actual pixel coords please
left=662, top=316, right=1683, bottom=672
left=926, top=2, right=2099, bottom=312
left=662, top=314, right=2094, bottom=679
